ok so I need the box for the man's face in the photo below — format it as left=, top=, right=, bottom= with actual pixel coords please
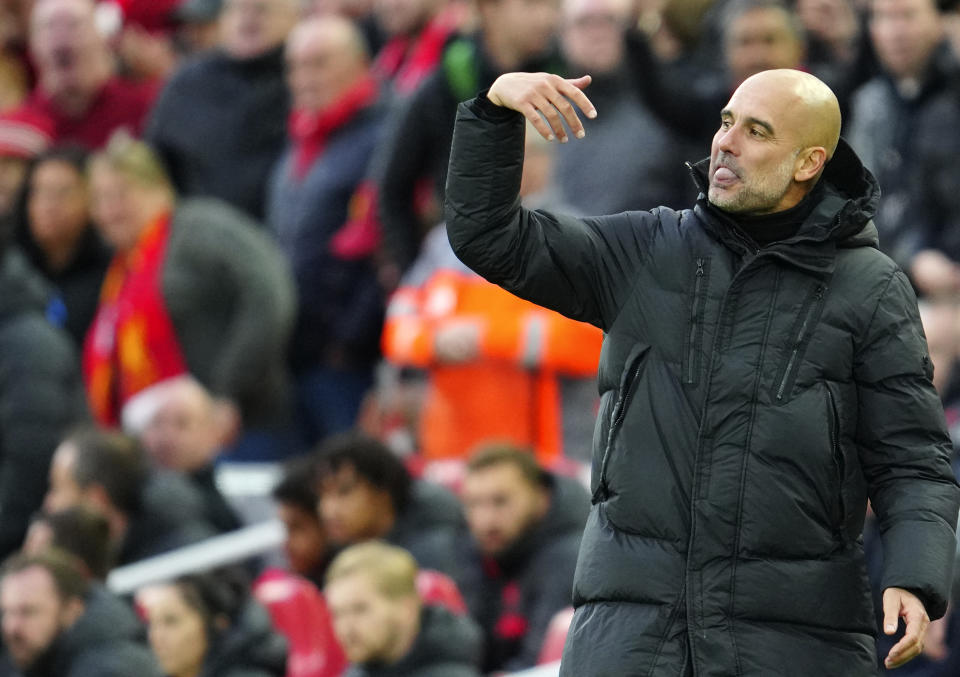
left=374, top=0, right=435, bottom=37
left=141, top=387, right=218, bottom=473
left=285, top=22, right=363, bottom=112
left=277, top=503, right=327, bottom=576
left=707, top=83, right=803, bottom=215
left=560, top=0, right=628, bottom=74
left=44, top=442, right=83, bottom=513
left=220, top=0, right=297, bottom=60
left=318, top=465, right=392, bottom=546
left=27, top=158, right=89, bottom=253
left=1, top=567, right=72, bottom=669
left=140, top=584, right=208, bottom=677
left=870, top=0, right=942, bottom=81
left=29, top=0, right=102, bottom=93
left=462, top=463, right=546, bottom=557
left=325, top=572, right=409, bottom=664
left=487, top=0, right=561, bottom=63
left=724, top=8, right=804, bottom=87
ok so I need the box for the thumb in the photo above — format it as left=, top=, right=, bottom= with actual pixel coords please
left=882, top=589, right=901, bottom=635
left=567, top=74, right=592, bottom=89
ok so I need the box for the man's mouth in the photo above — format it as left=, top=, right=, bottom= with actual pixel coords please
left=712, top=166, right=739, bottom=186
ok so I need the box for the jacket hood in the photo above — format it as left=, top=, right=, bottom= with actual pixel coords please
left=203, top=599, right=287, bottom=677
left=688, top=137, right=881, bottom=271
left=493, top=473, right=589, bottom=572
left=359, top=605, right=482, bottom=676
left=0, top=250, right=52, bottom=321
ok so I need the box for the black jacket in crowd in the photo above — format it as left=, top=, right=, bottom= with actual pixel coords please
left=199, top=598, right=287, bottom=677
left=344, top=604, right=482, bottom=677
left=456, top=473, right=588, bottom=673
left=445, top=95, right=960, bottom=676
left=0, top=250, right=87, bottom=559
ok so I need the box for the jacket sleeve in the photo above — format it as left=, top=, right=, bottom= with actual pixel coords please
left=854, top=269, right=960, bottom=620
left=444, top=95, right=654, bottom=331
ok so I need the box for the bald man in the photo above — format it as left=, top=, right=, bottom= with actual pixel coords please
left=443, top=69, right=960, bottom=675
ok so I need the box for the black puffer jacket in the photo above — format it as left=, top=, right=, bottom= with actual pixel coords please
left=445, top=96, right=960, bottom=677
left=344, top=604, right=482, bottom=677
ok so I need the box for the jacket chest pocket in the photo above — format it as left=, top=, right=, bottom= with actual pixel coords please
left=592, top=343, right=650, bottom=503
left=772, top=283, right=827, bottom=402
left=681, top=257, right=711, bottom=386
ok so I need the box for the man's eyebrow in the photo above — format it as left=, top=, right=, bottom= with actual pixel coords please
left=719, top=109, right=776, bottom=136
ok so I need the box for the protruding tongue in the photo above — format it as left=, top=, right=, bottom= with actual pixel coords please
left=714, top=167, right=738, bottom=183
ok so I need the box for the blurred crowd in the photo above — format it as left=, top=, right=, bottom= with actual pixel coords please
left=1, top=0, right=960, bottom=674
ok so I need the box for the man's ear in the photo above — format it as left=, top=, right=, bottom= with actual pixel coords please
left=61, top=596, right=85, bottom=628
left=794, top=147, right=828, bottom=183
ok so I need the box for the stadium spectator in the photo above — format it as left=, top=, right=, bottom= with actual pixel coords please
left=375, top=0, right=564, bottom=282
left=324, top=541, right=482, bottom=677
left=556, top=0, right=686, bottom=213
left=267, top=15, right=386, bottom=445
left=629, top=0, right=806, bottom=148
left=0, top=233, right=87, bottom=560
left=371, top=0, right=462, bottom=97
left=456, top=444, right=588, bottom=672
left=146, top=0, right=298, bottom=220
left=132, top=375, right=243, bottom=533
left=0, top=107, right=54, bottom=220
left=272, top=455, right=332, bottom=586
left=0, top=548, right=163, bottom=677
left=139, top=567, right=287, bottom=677
left=44, top=426, right=217, bottom=565
left=21, top=0, right=158, bottom=148
left=381, top=125, right=601, bottom=465
left=82, top=132, right=295, bottom=433
left=23, top=506, right=113, bottom=581
left=13, top=144, right=110, bottom=347
left=172, top=0, right=225, bottom=55
left=848, top=0, right=958, bottom=271
left=315, top=432, right=464, bottom=577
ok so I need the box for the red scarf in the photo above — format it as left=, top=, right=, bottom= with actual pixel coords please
left=82, top=212, right=188, bottom=425
left=289, top=75, right=379, bottom=180
left=373, top=10, right=456, bottom=96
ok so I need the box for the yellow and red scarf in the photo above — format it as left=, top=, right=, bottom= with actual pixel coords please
left=83, top=212, right=187, bottom=425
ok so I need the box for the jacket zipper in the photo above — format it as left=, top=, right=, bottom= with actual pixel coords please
left=685, top=258, right=707, bottom=384
left=593, top=354, right=645, bottom=502
left=775, top=284, right=825, bottom=401
left=826, top=386, right=846, bottom=540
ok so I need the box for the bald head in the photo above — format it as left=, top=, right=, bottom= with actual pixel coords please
left=738, top=69, right=841, bottom=160
left=286, top=16, right=371, bottom=112
left=708, top=69, right=841, bottom=215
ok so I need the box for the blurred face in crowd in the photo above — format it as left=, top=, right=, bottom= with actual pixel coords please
left=326, top=572, right=417, bottom=664
left=870, top=0, right=942, bottom=81
left=462, top=461, right=548, bottom=557
left=141, top=380, right=221, bottom=474
left=483, top=0, right=561, bottom=64
left=318, top=464, right=395, bottom=546
left=724, top=7, right=804, bottom=88
left=0, top=155, right=28, bottom=216
left=141, top=584, right=209, bottom=677
left=29, top=0, right=109, bottom=103
left=277, top=502, right=327, bottom=576
left=560, top=0, right=630, bottom=74
left=220, top=0, right=298, bottom=60
left=373, top=0, right=438, bottom=37
left=286, top=16, right=368, bottom=112
left=28, top=158, right=89, bottom=265
left=0, top=566, right=82, bottom=670
left=88, top=161, right=170, bottom=252
left=44, top=442, right=83, bottom=513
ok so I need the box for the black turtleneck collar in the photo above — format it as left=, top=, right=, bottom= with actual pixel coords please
left=710, top=181, right=825, bottom=247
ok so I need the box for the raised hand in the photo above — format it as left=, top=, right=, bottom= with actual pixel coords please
left=487, top=72, right=597, bottom=143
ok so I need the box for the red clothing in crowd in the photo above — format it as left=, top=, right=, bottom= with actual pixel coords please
left=21, top=75, right=158, bottom=148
